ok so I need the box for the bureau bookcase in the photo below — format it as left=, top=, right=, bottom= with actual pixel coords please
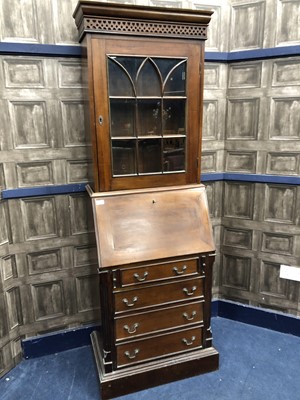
left=73, top=2, right=218, bottom=398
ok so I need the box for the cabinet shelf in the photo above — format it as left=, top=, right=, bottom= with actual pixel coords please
left=111, top=135, right=186, bottom=139
left=109, top=96, right=187, bottom=99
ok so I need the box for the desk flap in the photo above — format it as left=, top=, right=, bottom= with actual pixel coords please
left=92, top=185, right=215, bottom=268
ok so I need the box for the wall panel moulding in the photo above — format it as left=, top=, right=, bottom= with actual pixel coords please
left=2, top=174, right=300, bottom=200
left=0, top=43, right=299, bottom=62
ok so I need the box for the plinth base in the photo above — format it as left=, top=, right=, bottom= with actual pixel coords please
left=91, top=331, right=219, bottom=400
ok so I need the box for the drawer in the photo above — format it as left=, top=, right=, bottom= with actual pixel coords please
left=115, top=301, right=203, bottom=341
left=117, top=326, right=203, bottom=367
left=114, top=277, right=203, bottom=313
left=119, top=258, right=199, bottom=287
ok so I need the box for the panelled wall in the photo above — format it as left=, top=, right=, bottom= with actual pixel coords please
left=203, top=55, right=300, bottom=308
left=219, top=57, right=300, bottom=313
left=0, top=0, right=300, bottom=377
left=200, top=0, right=300, bottom=315
left=0, top=0, right=98, bottom=376
left=0, top=54, right=99, bottom=375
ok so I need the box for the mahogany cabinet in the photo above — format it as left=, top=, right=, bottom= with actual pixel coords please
left=88, top=185, right=218, bottom=399
left=73, top=1, right=212, bottom=192
left=73, top=2, right=219, bottom=399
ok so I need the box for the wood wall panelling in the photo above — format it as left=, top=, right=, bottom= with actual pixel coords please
left=270, top=97, right=300, bottom=139
left=0, top=55, right=89, bottom=190
left=272, top=59, right=300, bottom=87
left=264, top=185, right=297, bottom=224
left=222, top=254, right=252, bottom=292
left=1, top=0, right=300, bottom=378
left=228, top=63, right=262, bottom=89
left=230, top=1, right=265, bottom=51
left=0, top=0, right=80, bottom=45
left=225, top=151, right=257, bottom=173
left=224, top=182, right=254, bottom=219
left=266, top=153, right=299, bottom=175
left=226, top=98, right=260, bottom=140
left=276, top=0, right=300, bottom=46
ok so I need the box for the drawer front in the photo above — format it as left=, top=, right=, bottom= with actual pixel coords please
left=115, top=301, right=203, bottom=341
left=114, top=277, right=203, bottom=313
left=117, top=327, right=202, bottom=367
left=119, top=258, right=198, bottom=287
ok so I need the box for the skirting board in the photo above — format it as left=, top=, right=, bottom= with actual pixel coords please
left=22, top=324, right=99, bottom=359
left=214, top=299, right=300, bottom=337
left=22, top=300, right=300, bottom=359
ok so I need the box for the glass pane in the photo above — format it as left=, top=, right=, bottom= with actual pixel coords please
left=164, top=61, right=186, bottom=96
left=138, top=139, right=162, bottom=173
left=153, top=58, right=183, bottom=82
left=136, top=59, right=161, bottom=97
left=108, top=56, right=188, bottom=178
left=163, top=138, right=185, bottom=172
left=112, top=56, right=144, bottom=84
left=110, top=99, right=135, bottom=137
left=137, top=100, right=162, bottom=136
left=112, top=140, right=137, bottom=175
left=108, top=58, right=134, bottom=97
left=162, top=99, right=186, bottom=135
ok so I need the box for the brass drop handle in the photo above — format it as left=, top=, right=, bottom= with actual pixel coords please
left=183, top=286, right=197, bottom=296
left=124, top=348, right=140, bottom=359
left=122, top=296, right=138, bottom=307
left=123, top=323, right=139, bottom=334
left=182, top=336, right=196, bottom=346
left=183, top=311, right=197, bottom=321
left=173, top=265, right=187, bottom=275
left=133, top=271, right=148, bottom=282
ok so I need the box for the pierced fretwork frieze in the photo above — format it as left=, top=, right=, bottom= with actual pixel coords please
left=82, top=17, right=208, bottom=40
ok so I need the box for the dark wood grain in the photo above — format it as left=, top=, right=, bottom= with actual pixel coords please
left=85, top=35, right=204, bottom=192
left=91, top=330, right=218, bottom=400
left=73, top=1, right=213, bottom=25
left=115, top=301, right=203, bottom=340
left=92, top=185, right=215, bottom=267
left=74, top=2, right=218, bottom=397
left=119, top=257, right=199, bottom=287
left=116, top=326, right=203, bottom=366
left=114, top=277, right=204, bottom=313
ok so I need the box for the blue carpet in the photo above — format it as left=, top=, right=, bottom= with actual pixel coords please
left=1, top=318, right=300, bottom=400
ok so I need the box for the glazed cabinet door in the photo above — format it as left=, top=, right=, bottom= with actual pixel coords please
left=89, top=36, right=203, bottom=191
